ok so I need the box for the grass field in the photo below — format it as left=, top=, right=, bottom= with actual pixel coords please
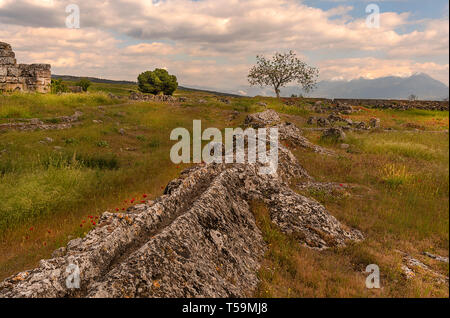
left=0, top=82, right=448, bottom=297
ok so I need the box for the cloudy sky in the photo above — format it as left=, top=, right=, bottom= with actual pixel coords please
left=0, top=0, right=448, bottom=94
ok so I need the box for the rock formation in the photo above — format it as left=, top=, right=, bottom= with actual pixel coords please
left=0, top=110, right=362, bottom=298
left=0, top=42, right=51, bottom=93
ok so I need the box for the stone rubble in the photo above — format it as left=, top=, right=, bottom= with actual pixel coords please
left=0, top=112, right=83, bottom=131
left=129, top=92, right=179, bottom=102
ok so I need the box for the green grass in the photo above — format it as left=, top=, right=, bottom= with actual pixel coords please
left=0, top=91, right=122, bottom=120
left=0, top=84, right=448, bottom=298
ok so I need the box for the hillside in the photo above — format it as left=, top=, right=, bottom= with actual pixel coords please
left=52, top=75, right=243, bottom=98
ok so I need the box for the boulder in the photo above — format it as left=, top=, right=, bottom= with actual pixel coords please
left=244, top=109, right=281, bottom=128
left=317, top=117, right=330, bottom=127
left=322, top=127, right=346, bottom=141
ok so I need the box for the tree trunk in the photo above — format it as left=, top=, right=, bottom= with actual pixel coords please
left=274, top=86, right=280, bottom=98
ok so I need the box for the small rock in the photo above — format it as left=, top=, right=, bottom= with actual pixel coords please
left=317, top=117, right=330, bottom=127
left=257, top=102, right=268, bottom=107
left=30, top=118, right=42, bottom=125
left=340, top=143, right=350, bottom=149
left=423, top=252, right=449, bottom=263
left=307, top=116, right=317, bottom=125
left=119, top=128, right=125, bottom=136
left=322, top=128, right=346, bottom=141
left=369, top=118, right=381, bottom=128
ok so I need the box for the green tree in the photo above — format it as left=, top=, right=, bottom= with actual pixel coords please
left=50, top=79, right=68, bottom=94
left=138, top=69, right=178, bottom=95
left=75, top=78, right=92, bottom=92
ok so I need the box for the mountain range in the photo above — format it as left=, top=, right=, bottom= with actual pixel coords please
left=236, top=73, right=449, bottom=100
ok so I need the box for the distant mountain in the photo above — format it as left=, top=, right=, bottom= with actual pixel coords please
left=237, top=73, right=449, bottom=100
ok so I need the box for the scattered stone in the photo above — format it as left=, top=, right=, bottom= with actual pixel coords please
left=92, top=120, right=103, bottom=124
left=340, top=143, right=350, bottom=150
left=353, top=121, right=367, bottom=130
left=119, top=128, right=125, bottom=136
left=423, top=252, right=449, bottom=263
left=53, top=146, right=63, bottom=151
left=129, top=92, right=177, bottom=102
left=0, top=112, right=83, bottom=131
left=322, top=128, right=346, bottom=141
left=317, top=117, right=330, bottom=127
left=244, top=109, right=281, bottom=128
left=257, top=102, right=267, bottom=107
left=327, top=114, right=345, bottom=125
left=369, top=118, right=381, bottom=128
left=307, top=116, right=317, bottom=125
left=107, top=92, right=121, bottom=100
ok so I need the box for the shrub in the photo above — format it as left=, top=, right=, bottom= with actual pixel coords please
left=75, top=78, right=92, bottom=92
left=137, top=69, right=178, bottom=95
left=50, top=79, right=68, bottom=94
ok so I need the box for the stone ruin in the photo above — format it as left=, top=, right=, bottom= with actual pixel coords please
left=0, top=42, right=51, bottom=93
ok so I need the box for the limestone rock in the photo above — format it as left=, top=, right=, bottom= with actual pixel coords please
left=322, top=128, right=346, bottom=141
left=0, top=43, right=50, bottom=93
left=0, top=110, right=361, bottom=298
left=317, top=117, right=330, bottom=127
left=244, top=109, right=281, bottom=128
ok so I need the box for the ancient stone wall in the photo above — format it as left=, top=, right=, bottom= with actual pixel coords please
left=295, top=97, right=449, bottom=111
left=0, top=42, right=51, bottom=93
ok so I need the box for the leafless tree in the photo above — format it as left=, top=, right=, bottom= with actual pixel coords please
left=247, top=51, right=319, bottom=98
left=408, top=94, right=418, bottom=101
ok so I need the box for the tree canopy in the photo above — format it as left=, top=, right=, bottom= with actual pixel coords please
left=138, top=69, right=178, bottom=95
left=248, top=51, right=319, bottom=98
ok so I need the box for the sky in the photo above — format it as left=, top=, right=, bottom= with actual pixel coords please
left=0, top=0, right=448, bottom=94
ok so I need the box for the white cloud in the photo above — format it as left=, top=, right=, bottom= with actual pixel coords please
left=0, top=0, right=447, bottom=89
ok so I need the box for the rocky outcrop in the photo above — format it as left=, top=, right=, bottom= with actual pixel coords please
left=0, top=110, right=362, bottom=298
left=0, top=42, right=51, bottom=93
left=245, top=110, right=335, bottom=155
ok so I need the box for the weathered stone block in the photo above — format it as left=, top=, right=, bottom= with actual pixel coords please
left=0, top=42, right=51, bottom=93
left=7, top=67, right=20, bottom=77
left=0, top=57, right=16, bottom=65
left=0, top=50, right=15, bottom=58
left=0, top=42, right=12, bottom=50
